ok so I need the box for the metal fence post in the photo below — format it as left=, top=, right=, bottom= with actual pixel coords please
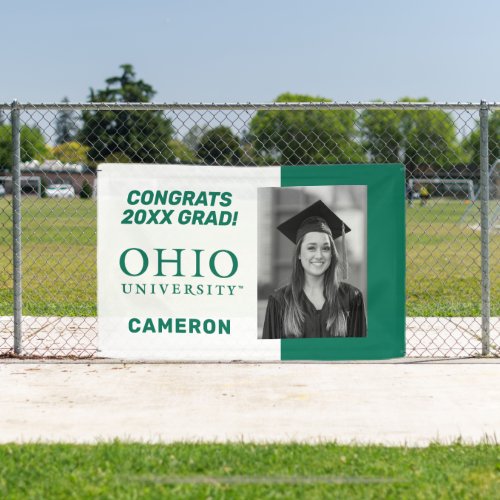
left=479, top=100, right=490, bottom=356
left=11, top=100, right=22, bottom=355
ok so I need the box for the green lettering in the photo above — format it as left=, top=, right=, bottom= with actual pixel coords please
left=169, top=191, right=182, bottom=205
left=127, top=190, right=141, bottom=205
left=155, top=248, right=185, bottom=277
left=209, top=249, right=238, bottom=278
left=204, top=211, right=217, bottom=225
left=219, top=211, right=232, bottom=225
left=192, top=249, right=204, bottom=277
left=178, top=210, right=191, bottom=224
left=129, top=318, right=141, bottom=333
left=219, top=319, right=231, bottom=334
left=189, top=319, right=201, bottom=333
left=141, top=190, right=154, bottom=205
left=143, top=318, right=156, bottom=333
left=154, top=191, right=168, bottom=205
left=192, top=210, right=205, bottom=224
left=220, top=192, right=232, bottom=207
left=183, top=191, right=195, bottom=205
left=195, top=191, right=207, bottom=205
left=120, top=248, right=149, bottom=276
left=158, top=318, right=172, bottom=332
left=204, top=319, right=215, bottom=334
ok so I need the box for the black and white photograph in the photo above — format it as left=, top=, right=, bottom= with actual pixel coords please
left=258, top=186, right=367, bottom=339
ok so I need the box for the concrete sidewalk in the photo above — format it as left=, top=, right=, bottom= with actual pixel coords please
left=1, top=361, right=499, bottom=446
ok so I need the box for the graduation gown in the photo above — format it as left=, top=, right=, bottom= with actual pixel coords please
left=262, top=282, right=366, bottom=339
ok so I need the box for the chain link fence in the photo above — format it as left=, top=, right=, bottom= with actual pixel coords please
left=0, top=101, right=498, bottom=358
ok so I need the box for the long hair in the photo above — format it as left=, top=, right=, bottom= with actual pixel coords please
left=283, top=233, right=347, bottom=337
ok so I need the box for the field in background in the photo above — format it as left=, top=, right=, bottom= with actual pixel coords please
left=0, top=196, right=498, bottom=317
left=0, top=442, right=498, bottom=498
left=0, top=197, right=96, bottom=317
left=406, top=197, right=497, bottom=316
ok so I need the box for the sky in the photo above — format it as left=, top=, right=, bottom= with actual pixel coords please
left=2, top=0, right=499, bottom=104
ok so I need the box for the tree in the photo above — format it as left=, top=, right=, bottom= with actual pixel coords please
left=183, top=124, right=208, bottom=151
left=0, top=125, right=48, bottom=170
left=361, top=97, right=463, bottom=175
left=103, top=152, right=132, bottom=163
left=50, top=141, right=89, bottom=164
left=197, top=126, right=243, bottom=165
left=462, top=111, right=500, bottom=167
left=55, top=97, right=79, bottom=145
left=80, top=180, right=93, bottom=199
left=403, top=98, right=464, bottom=174
left=249, top=93, right=365, bottom=165
left=167, top=139, right=197, bottom=164
left=79, top=64, right=175, bottom=166
left=359, top=102, right=403, bottom=163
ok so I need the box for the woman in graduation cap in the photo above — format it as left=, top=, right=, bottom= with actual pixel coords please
left=262, top=200, right=366, bottom=339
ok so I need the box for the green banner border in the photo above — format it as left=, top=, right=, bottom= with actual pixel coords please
left=280, top=164, right=406, bottom=360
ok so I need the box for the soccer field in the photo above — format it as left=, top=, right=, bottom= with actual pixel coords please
left=0, top=197, right=96, bottom=317
left=406, top=197, right=499, bottom=316
left=0, top=197, right=497, bottom=317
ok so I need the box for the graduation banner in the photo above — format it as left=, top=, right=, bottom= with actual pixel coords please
left=98, top=164, right=405, bottom=360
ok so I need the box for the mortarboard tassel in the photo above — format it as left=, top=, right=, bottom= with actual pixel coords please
left=341, top=223, right=348, bottom=280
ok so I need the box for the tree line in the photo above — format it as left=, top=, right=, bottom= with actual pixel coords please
left=0, top=64, right=497, bottom=173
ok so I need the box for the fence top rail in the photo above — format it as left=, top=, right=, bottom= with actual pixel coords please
left=1, top=101, right=500, bottom=112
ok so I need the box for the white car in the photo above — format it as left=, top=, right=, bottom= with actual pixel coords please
left=0, top=184, right=5, bottom=197
left=45, top=184, right=75, bottom=198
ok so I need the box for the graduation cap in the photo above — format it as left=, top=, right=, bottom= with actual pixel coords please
left=277, top=200, right=351, bottom=279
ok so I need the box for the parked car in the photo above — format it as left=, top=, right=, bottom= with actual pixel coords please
left=45, top=183, right=75, bottom=198
left=0, top=184, right=5, bottom=197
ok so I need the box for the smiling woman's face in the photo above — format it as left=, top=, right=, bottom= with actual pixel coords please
left=299, top=231, right=332, bottom=277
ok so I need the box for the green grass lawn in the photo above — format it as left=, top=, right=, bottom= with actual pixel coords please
left=406, top=198, right=499, bottom=316
left=0, top=442, right=498, bottom=499
left=0, top=196, right=498, bottom=317
left=0, top=197, right=96, bottom=317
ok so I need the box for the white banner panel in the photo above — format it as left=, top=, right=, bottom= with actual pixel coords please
left=98, top=163, right=405, bottom=361
left=98, top=164, right=281, bottom=360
